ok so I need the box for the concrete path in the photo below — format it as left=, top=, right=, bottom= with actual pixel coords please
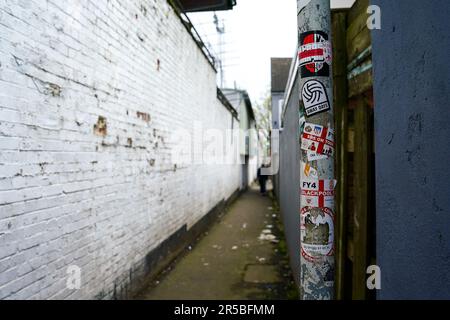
left=135, top=183, right=297, bottom=300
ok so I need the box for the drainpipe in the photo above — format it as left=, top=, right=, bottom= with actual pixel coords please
left=297, top=0, right=335, bottom=300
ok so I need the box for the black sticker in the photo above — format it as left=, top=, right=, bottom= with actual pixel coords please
left=299, top=31, right=332, bottom=78
left=302, top=80, right=331, bottom=116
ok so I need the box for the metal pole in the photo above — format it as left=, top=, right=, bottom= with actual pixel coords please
left=297, top=0, right=335, bottom=300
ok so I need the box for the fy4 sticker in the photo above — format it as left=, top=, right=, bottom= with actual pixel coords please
left=301, top=179, right=336, bottom=208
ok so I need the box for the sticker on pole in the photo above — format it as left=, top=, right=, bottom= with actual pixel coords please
left=301, top=123, right=335, bottom=157
left=301, top=162, right=318, bottom=180
left=301, top=179, right=336, bottom=208
left=302, top=80, right=331, bottom=116
left=301, top=207, right=334, bottom=262
left=299, top=31, right=332, bottom=78
left=307, top=151, right=328, bottom=162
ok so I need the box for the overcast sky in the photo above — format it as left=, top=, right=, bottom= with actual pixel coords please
left=189, top=0, right=355, bottom=104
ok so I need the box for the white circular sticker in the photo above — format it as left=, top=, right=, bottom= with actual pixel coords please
left=301, top=207, right=334, bottom=262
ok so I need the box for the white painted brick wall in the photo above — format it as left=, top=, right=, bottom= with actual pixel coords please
left=0, top=0, right=241, bottom=299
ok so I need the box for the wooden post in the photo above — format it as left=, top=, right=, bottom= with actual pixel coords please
left=332, top=11, right=348, bottom=301
left=352, top=96, right=369, bottom=299
left=298, top=0, right=335, bottom=300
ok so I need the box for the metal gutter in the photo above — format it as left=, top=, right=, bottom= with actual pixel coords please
left=217, top=88, right=239, bottom=120
left=281, top=49, right=299, bottom=126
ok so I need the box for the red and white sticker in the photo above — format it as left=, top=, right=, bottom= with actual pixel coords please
left=298, top=31, right=332, bottom=78
left=301, top=179, right=336, bottom=208
left=301, top=207, right=334, bottom=262
left=301, top=123, right=334, bottom=157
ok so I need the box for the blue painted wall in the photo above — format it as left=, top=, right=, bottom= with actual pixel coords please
left=371, top=0, right=450, bottom=299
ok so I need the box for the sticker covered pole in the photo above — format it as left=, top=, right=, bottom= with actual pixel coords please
left=297, top=0, right=335, bottom=300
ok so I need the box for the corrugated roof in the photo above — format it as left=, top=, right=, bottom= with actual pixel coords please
left=222, top=88, right=255, bottom=121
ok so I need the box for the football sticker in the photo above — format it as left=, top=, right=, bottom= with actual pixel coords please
left=301, top=207, right=334, bottom=262
left=299, top=31, right=332, bottom=78
left=301, top=123, right=335, bottom=157
left=302, top=80, right=331, bottom=116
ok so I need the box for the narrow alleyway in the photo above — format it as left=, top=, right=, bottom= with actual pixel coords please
left=135, top=183, right=297, bottom=300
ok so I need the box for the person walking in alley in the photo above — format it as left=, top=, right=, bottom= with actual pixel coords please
left=257, top=165, right=269, bottom=195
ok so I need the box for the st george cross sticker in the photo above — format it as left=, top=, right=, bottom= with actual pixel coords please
left=301, top=123, right=335, bottom=157
left=301, top=179, right=337, bottom=208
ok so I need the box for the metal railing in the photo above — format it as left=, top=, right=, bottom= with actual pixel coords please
left=169, top=0, right=218, bottom=71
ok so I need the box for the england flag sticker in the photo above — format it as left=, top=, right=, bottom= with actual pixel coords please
left=301, top=123, right=335, bottom=157
left=301, top=179, right=337, bottom=208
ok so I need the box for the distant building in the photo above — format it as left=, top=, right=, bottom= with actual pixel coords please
left=222, top=89, right=259, bottom=189
left=270, top=58, right=292, bottom=130
left=270, top=58, right=292, bottom=199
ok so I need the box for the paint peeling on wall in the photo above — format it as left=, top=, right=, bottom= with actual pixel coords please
left=94, top=116, right=107, bottom=137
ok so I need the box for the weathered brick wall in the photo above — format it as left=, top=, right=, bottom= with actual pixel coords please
left=0, top=0, right=241, bottom=299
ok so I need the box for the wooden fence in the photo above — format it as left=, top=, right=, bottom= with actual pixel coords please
left=332, top=0, right=376, bottom=300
